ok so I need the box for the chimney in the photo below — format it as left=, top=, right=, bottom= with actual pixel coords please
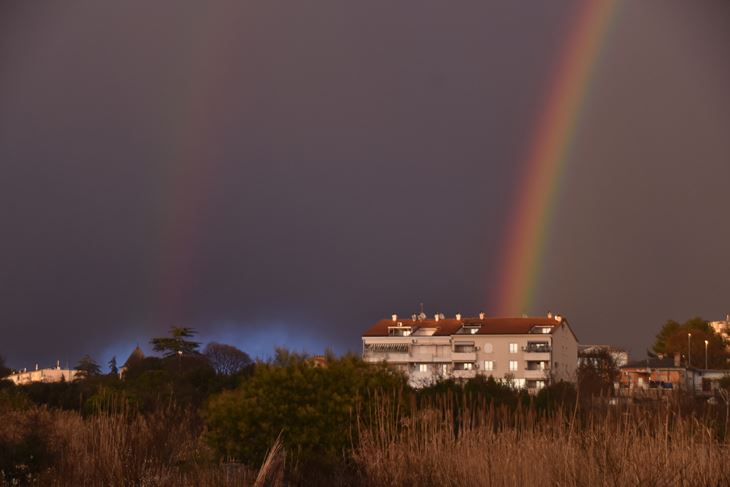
left=411, top=313, right=417, bottom=321
left=547, top=311, right=553, bottom=319
left=439, top=313, right=445, bottom=320
left=674, top=352, right=681, bottom=367
left=455, top=312, right=462, bottom=321
left=554, top=314, right=562, bottom=322
left=479, top=312, right=485, bottom=320
left=56, top=360, right=60, bottom=370
left=434, top=314, right=440, bottom=322
left=35, top=363, right=38, bottom=371
left=391, top=313, right=398, bottom=322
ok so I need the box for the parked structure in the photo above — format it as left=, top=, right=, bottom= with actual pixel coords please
left=4, top=361, right=78, bottom=385
left=362, top=312, right=578, bottom=390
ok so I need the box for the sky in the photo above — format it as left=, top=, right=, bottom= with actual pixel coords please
left=1, top=1, right=729, bottom=368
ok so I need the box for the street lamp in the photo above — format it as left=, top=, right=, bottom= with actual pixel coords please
left=687, top=333, right=692, bottom=367
left=704, top=339, right=709, bottom=370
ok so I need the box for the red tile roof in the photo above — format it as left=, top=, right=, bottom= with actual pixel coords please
left=362, top=316, right=565, bottom=337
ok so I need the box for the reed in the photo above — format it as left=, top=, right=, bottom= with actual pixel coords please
left=353, top=396, right=730, bottom=487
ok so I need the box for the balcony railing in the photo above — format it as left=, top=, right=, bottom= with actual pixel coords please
left=522, top=345, right=551, bottom=353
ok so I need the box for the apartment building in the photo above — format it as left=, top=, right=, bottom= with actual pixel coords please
left=362, top=312, right=578, bottom=390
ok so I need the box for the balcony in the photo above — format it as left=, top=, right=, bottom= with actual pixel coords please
left=453, top=369, right=477, bottom=380
left=363, top=351, right=410, bottom=363
left=451, top=351, right=477, bottom=362
left=523, top=369, right=550, bottom=380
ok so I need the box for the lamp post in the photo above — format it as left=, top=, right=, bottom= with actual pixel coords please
left=704, top=339, right=709, bottom=370
left=687, top=333, right=692, bottom=367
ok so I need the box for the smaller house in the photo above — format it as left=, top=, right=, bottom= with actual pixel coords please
left=691, top=369, right=730, bottom=396
left=619, top=354, right=694, bottom=392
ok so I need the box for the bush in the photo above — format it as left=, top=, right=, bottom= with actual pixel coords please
left=203, top=352, right=406, bottom=475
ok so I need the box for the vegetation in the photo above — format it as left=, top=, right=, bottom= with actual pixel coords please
left=0, top=355, right=9, bottom=379
left=1, top=316, right=729, bottom=485
left=203, top=342, right=252, bottom=375
left=150, top=326, right=201, bottom=357
left=75, top=354, right=102, bottom=378
left=653, top=317, right=729, bottom=368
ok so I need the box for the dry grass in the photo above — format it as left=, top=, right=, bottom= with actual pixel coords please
left=0, top=406, right=286, bottom=486
left=2, top=395, right=728, bottom=486
left=354, top=398, right=730, bottom=487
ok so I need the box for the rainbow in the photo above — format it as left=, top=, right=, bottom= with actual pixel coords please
left=495, top=0, right=620, bottom=316
left=155, top=8, right=235, bottom=326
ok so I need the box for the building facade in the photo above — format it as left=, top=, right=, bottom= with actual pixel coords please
left=4, top=362, right=78, bottom=385
left=362, top=313, right=578, bottom=390
left=709, top=316, right=730, bottom=348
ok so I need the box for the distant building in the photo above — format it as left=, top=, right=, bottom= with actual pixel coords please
left=619, top=354, right=694, bottom=392
left=4, top=361, right=78, bottom=385
left=362, top=312, right=578, bottom=390
left=709, top=315, right=730, bottom=347
left=578, top=344, right=628, bottom=367
left=119, top=346, right=145, bottom=378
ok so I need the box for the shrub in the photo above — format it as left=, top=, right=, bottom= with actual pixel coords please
left=202, top=352, right=406, bottom=474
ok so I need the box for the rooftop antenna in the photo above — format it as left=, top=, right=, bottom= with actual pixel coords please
left=418, top=302, right=426, bottom=321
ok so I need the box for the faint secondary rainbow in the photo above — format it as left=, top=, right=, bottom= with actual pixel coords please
left=155, top=7, right=236, bottom=327
left=495, top=0, right=620, bottom=316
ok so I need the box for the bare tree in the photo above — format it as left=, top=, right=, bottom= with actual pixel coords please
left=204, top=342, right=252, bottom=375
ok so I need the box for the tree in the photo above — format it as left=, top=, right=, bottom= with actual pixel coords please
left=150, top=327, right=201, bottom=357
left=653, top=317, right=729, bottom=369
left=0, top=354, right=10, bottom=379
left=204, top=342, right=252, bottom=375
left=75, top=355, right=101, bottom=378
left=108, top=356, right=118, bottom=376
left=577, top=349, right=619, bottom=396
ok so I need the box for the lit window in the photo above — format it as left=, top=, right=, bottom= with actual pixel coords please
left=419, top=363, right=428, bottom=373
left=509, top=360, right=518, bottom=371
left=513, top=378, right=526, bottom=388
left=484, top=360, right=494, bottom=371
left=509, top=343, right=518, bottom=353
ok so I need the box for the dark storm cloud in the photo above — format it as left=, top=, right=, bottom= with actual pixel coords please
left=1, top=1, right=729, bottom=367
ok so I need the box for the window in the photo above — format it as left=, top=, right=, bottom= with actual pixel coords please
left=454, top=343, right=476, bottom=353
left=418, top=363, right=428, bottom=373
left=513, top=378, right=525, bottom=389
left=509, top=360, right=518, bottom=371
left=440, top=364, right=448, bottom=374
left=454, top=362, right=474, bottom=371
left=509, top=343, right=518, bottom=354
left=484, top=360, right=494, bottom=371
left=388, top=327, right=412, bottom=337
